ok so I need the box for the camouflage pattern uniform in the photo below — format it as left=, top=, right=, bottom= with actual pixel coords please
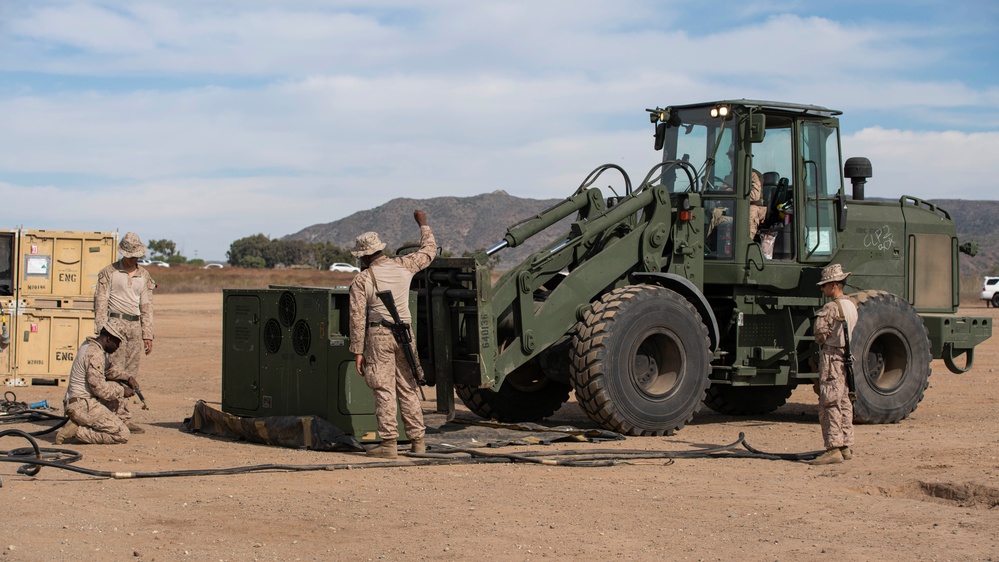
left=348, top=226, right=436, bottom=441
left=94, top=260, right=155, bottom=382
left=814, top=295, right=858, bottom=450
left=63, top=337, right=130, bottom=444
left=748, top=170, right=768, bottom=240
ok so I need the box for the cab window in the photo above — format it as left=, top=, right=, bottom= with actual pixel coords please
left=801, top=121, right=841, bottom=258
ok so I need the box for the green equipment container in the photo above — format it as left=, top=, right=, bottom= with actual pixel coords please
left=221, top=285, right=407, bottom=442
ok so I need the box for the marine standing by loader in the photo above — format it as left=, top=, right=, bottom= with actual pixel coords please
left=349, top=210, right=436, bottom=458
left=810, top=264, right=858, bottom=465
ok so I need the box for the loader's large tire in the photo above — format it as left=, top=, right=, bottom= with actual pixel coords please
left=702, top=384, right=796, bottom=416
left=570, top=285, right=712, bottom=436
left=455, top=371, right=572, bottom=423
left=848, top=291, right=932, bottom=424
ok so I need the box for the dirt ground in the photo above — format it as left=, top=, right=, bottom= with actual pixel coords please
left=2, top=293, right=998, bottom=561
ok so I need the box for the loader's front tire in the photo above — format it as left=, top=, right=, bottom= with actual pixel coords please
left=849, top=291, right=932, bottom=424
left=570, top=285, right=712, bottom=436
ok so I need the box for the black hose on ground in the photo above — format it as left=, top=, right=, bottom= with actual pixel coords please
left=1, top=391, right=67, bottom=437
left=0, top=412, right=68, bottom=436
left=1, top=429, right=826, bottom=482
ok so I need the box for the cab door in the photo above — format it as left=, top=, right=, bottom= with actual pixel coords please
left=798, top=119, right=842, bottom=262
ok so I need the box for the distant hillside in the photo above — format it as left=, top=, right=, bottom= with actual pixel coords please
left=285, top=190, right=569, bottom=266
left=285, top=193, right=999, bottom=275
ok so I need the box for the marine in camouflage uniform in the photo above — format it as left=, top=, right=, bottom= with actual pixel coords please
left=748, top=169, right=768, bottom=240
left=810, top=264, right=858, bottom=465
left=94, top=232, right=154, bottom=433
left=348, top=210, right=436, bottom=459
left=56, top=324, right=135, bottom=445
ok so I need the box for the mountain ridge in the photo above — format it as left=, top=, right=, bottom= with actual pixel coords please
left=284, top=194, right=999, bottom=276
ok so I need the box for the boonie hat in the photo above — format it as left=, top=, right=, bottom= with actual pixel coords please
left=351, top=232, right=387, bottom=257
left=119, top=232, right=147, bottom=258
left=102, top=322, right=126, bottom=343
left=817, top=263, right=851, bottom=286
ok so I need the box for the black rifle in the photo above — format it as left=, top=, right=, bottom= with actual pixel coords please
left=118, top=377, right=149, bottom=410
left=836, top=300, right=857, bottom=402
left=375, top=291, right=426, bottom=387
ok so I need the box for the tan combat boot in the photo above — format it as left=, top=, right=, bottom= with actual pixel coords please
left=808, top=448, right=844, bottom=465
left=126, top=422, right=145, bottom=434
left=366, top=439, right=398, bottom=459
left=410, top=437, right=426, bottom=455
left=54, top=420, right=78, bottom=445
left=839, top=446, right=853, bottom=460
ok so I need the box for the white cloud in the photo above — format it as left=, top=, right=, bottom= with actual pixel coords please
left=0, top=1, right=996, bottom=259
left=843, top=127, right=999, bottom=200
left=10, top=3, right=159, bottom=54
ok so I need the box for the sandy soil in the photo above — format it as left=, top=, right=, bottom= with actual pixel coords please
left=2, top=293, right=998, bottom=561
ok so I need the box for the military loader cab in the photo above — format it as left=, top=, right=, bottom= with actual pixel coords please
left=407, top=99, right=990, bottom=437
left=653, top=101, right=843, bottom=269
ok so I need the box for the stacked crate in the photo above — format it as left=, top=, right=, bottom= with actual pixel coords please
left=2, top=230, right=117, bottom=386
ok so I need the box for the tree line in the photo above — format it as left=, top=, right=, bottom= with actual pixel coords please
left=150, top=235, right=499, bottom=270
left=143, top=236, right=352, bottom=269
left=226, top=234, right=356, bottom=269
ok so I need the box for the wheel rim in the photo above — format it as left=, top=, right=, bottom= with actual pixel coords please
left=864, top=328, right=910, bottom=393
left=629, top=328, right=683, bottom=398
left=506, top=366, right=548, bottom=393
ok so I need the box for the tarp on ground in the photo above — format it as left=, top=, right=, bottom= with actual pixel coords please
left=428, top=415, right=625, bottom=448
left=182, top=400, right=364, bottom=452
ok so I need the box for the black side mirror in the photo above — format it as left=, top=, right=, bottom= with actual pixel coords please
left=748, top=114, right=766, bottom=143
left=654, top=122, right=667, bottom=151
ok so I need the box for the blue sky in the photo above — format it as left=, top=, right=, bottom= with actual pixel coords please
left=2, top=1, right=997, bottom=260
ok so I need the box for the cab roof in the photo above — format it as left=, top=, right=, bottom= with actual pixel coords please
left=668, top=99, right=842, bottom=117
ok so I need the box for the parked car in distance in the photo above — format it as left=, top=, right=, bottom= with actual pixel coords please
left=982, top=276, right=999, bottom=307
left=138, top=259, right=152, bottom=266
left=203, top=263, right=224, bottom=269
left=329, top=262, right=360, bottom=273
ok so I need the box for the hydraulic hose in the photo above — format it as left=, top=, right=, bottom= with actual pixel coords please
left=1, top=429, right=826, bottom=482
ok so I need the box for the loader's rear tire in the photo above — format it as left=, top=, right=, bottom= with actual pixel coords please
left=849, top=291, right=932, bottom=424
left=702, top=384, right=796, bottom=415
left=570, top=285, right=712, bottom=436
left=455, top=367, right=571, bottom=423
